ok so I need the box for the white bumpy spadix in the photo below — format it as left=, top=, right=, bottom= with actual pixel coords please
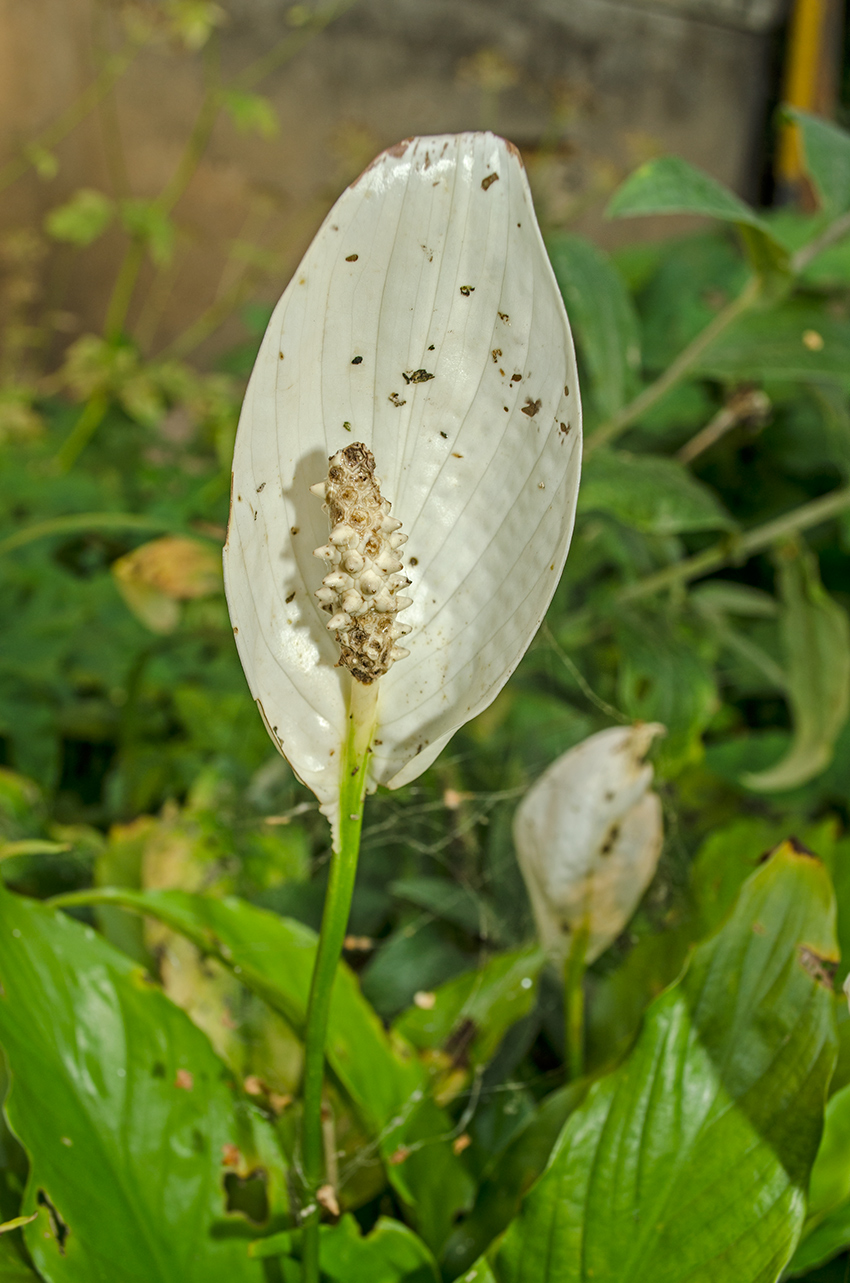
left=224, top=133, right=582, bottom=831
left=514, top=724, right=665, bottom=965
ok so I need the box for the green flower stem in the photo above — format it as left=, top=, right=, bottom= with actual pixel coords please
left=584, top=277, right=760, bottom=458
left=619, top=483, right=850, bottom=603
left=563, top=922, right=589, bottom=1083
left=300, top=676, right=378, bottom=1283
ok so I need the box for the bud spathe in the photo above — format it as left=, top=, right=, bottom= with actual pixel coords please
left=514, top=723, right=665, bottom=965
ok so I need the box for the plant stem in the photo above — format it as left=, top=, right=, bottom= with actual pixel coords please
left=584, top=277, right=761, bottom=458
left=54, top=391, right=110, bottom=473
left=563, top=922, right=588, bottom=1083
left=0, top=511, right=194, bottom=558
left=0, top=41, right=141, bottom=195
left=300, top=677, right=378, bottom=1283
left=619, top=484, right=850, bottom=603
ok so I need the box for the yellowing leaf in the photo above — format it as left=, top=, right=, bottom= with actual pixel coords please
left=112, top=536, right=222, bottom=633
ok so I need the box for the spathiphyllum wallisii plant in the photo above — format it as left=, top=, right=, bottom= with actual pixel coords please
left=8, top=78, right=850, bottom=1283
left=223, top=132, right=582, bottom=1279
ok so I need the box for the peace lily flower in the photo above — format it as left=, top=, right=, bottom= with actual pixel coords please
left=514, top=723, right=665, bottom=966
left=223, top=131, right=582, bottom=835
left=224, top=133, right=582, bottom=1276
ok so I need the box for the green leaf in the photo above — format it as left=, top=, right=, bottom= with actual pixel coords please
left=786, top=1083, right=850, bottom=1275
left=580, top=450, right=733, bottom=534
left=53, top=888, right=473, bottom=1252
left=119, top=199, right=176, bottom=266
left=785, top=108, right=850, bottom=216
left=492, top=841, right=838, bottom=1283
left=606, top=157, right=789, bottom=282
left=441, top=1083, right=586, bottom=1280
left=546, top=234, right=641, bottom=419
left=696, top=301, right=850, bottom=385
left=223, top=91, right=279, bottom=139
left=393, top=946, right=544, bottom=1070
left=691, top=816, right=841, bottom=937
left=743, top=544, right=850, bottom=791
left=607, top=156, right=767, bottom=230
left=56, top=885, right=421, bottom=1135
left=44, top=189, right=114, bottom=247
left=0, top=884, right=287, bottom=1282
left=319, top=1214, right=440, bottom=1282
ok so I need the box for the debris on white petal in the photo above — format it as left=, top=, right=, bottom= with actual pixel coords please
left=223, top=131, right=582, bottom=822
left=312, top=442, right=412, bottom=684
left=514, top=724, right=665, bottom=965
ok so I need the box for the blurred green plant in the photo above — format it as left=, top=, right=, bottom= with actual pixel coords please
left=1, top=3, right=850, bottom=1272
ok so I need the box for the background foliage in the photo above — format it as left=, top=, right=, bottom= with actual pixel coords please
left=2, top=6, right=850, bottom=1282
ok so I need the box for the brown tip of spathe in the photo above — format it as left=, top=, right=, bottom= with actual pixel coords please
left=505, top=139, right=524, bottom=166
left=351, top=138, right=414, bottom=186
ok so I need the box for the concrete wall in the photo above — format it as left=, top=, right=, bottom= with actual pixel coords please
left=0, top=0, right=785, bottom=365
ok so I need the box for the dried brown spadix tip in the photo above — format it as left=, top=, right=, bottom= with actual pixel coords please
left=311, top=443, right=412, bottom=684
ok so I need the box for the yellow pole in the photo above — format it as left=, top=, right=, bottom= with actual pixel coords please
left=775, top=0, right=839, bottom=199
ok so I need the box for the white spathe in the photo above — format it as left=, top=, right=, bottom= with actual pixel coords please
left=514, top=724, right=665, bottom=965
left=224, top=132, right=582, bottom=825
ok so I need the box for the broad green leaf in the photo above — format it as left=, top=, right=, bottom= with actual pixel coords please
left=55, top=887, right=472, bottom=1251
left=57, top=885, right=422, bottom=1135
left=580, top=450, right=733, bottom=534
left=607, top=155, right=768, bottom=230
left=744, top=545, right=850, bottom=791
left=44, top=189, right=114, bottom=247
left=393, top=946, right=544, bottom=1069
left=547, top=234, right=641, bottom=419
left=690, top=816, right=840, bottom=938
left=0, top=884, right=287, bottom=1282
left=607, top=157, right=788, bottom=282
left=785, top=108, right=850, bottom=216
left=786, top=1083, right=850, bottom=1275
left=585, top=924, right=692, bottom=1072
left=223, top=91, right=279, bottom=139
left=697, top=301, right=850, bottom=385
left=493, top=841, right=838, bottom=1283
left=441, top=1083, right=586, bottom=1280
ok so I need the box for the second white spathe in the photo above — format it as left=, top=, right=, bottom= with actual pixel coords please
left=514, top=723, right=665, bottom=966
